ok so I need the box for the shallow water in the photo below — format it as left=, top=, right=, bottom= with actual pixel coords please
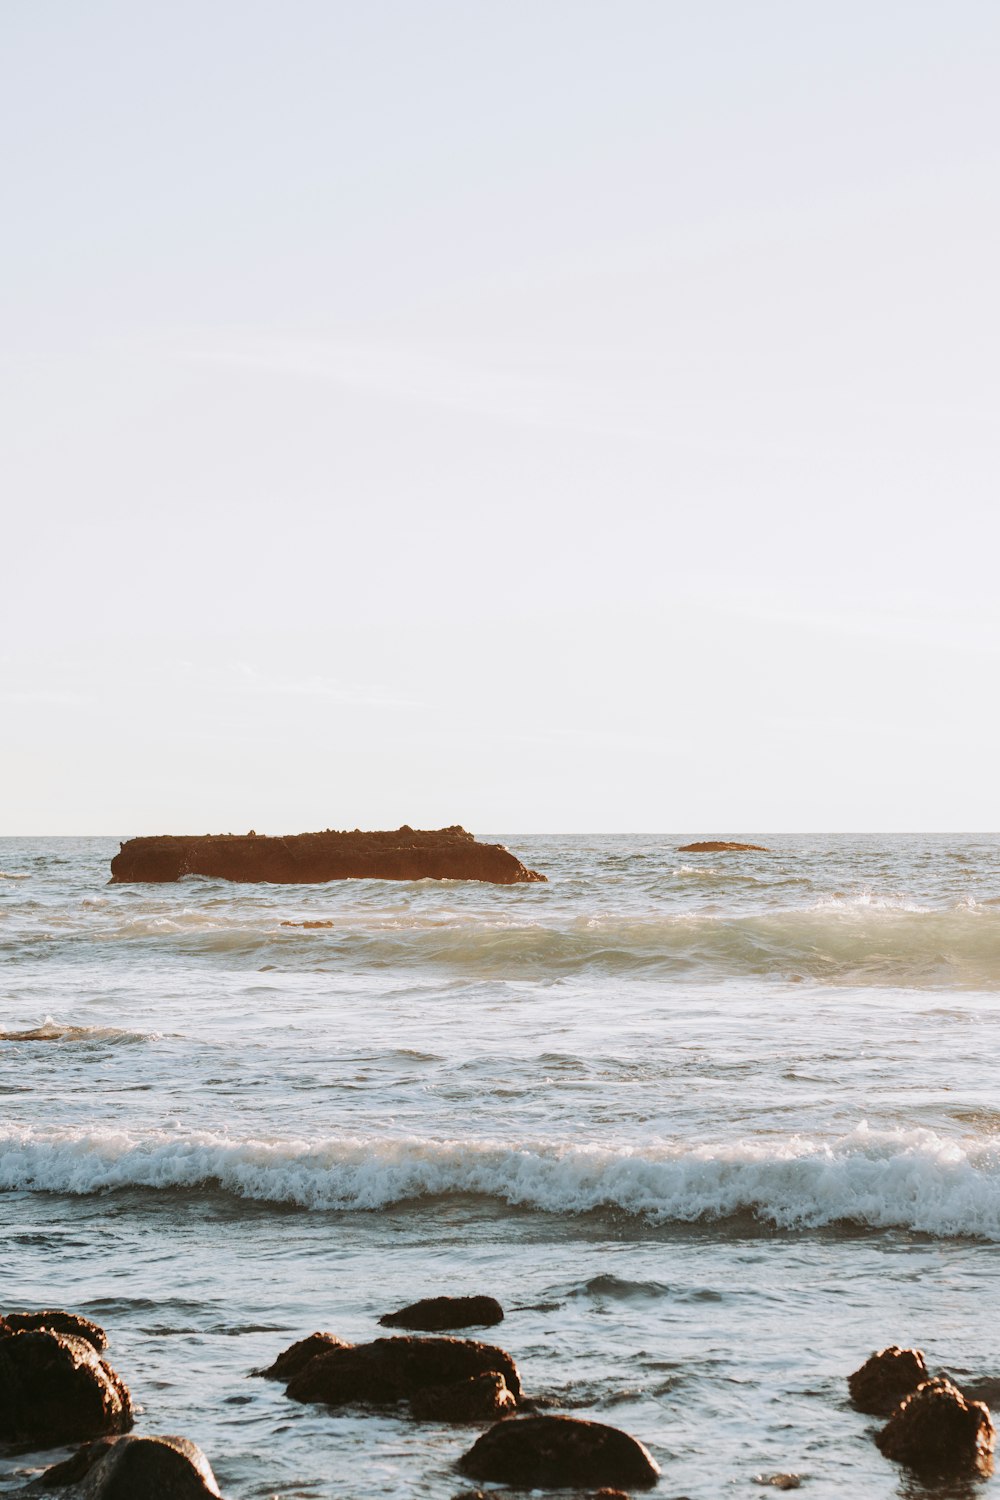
left=2, top=833, right=1000, bottom=1497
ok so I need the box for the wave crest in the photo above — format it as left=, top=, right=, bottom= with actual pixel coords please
left=2, top=1124, right=999, bottom=1239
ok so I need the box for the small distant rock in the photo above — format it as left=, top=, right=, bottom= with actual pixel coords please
left=677, top=841, right=769, bottom=853
left=411, top=1371, right=517, bottom=1422
left=255, top=1331, right=351, bottom=1381
left=752, top=1477, right=802, bottom=1491
left=459, top=1414, right=660, bottom=1488
left=379, top=1295, right=504, bottom=1331
left=37, top=1434, right=221, bottom=1496
left=876, top=1377, right=994, bottom=1475
left=848, top=1345, right=929, bottom=1414
left=0, top=1311, right=107, bottom=1353
left=0, top=1328, right=132, bottom=1446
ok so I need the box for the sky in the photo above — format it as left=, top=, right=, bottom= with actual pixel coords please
left=2, top=0, right=999, bottom=834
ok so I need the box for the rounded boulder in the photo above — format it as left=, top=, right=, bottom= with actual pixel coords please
left=876, top=1377, right=994, bottom=1476
left=38, top=1434, right=221, bottom=1497
left=0, top=1329, right=133, bottom=1446
left=460, top=1414, right=660, bottom=1488
left=848, top=1345, right=929, bottom=1414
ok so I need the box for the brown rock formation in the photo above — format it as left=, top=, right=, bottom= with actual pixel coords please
left=0, top=1310, right=107, bottom=1354
left=876, top=1377, right=994, bottom=1475
left=38, top=1434, right=221, bottom=1496
left=460, top=1414, right=660, bottom=1488
left=0, top=1327, right=133, bottom=1446
left=110, top=826, right=546, bottom=886
left=276, top=1333, right=521, bottom=1411
left=379, top=1295, right=504, bottom=1331
left=256, top=1331, right=351, bottom=1381
left=410, top=1371, right=517, bottom=1422
left=677, top=840, right=769, bottom=853
left=848, top=1345, right=929, bottom=1414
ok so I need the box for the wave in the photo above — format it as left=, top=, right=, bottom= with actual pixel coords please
left=0, top=870, right=30, bottom=880
left=269, top=898, right=1000, bottom=988
left=15, top=893, right=996, bottom=989
left=3, top=1124, right=1000, bottom=1240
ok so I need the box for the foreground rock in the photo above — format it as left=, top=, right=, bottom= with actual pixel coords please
left=37, top=1434, right=221, bottom=1496
left=276, top=1334, right=521, bottom=1413
left=876, top=1378, right=994, bottom=1476
left=0, top=1312, right=107, bottom=1354
left=0, top=1328, right=132, bottom=1446
left=677, top=840, right=768, bottom=853
left=110, top=826, right=546, bottom=885
left=849, top=1345, right=929, bottom=1414
left=460, top=1414, right=660, bottom=1488
left=379, top=1296, right=504, bottom=1331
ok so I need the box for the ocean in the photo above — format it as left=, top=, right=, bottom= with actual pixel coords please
left=2, top=833, right=999, bottom=1497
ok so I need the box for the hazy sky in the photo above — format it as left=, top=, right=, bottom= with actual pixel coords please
left=3, top=1, right=999, bottom=834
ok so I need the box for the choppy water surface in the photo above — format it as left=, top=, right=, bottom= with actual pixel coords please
left=2, top=833, right=1000, bottom=1497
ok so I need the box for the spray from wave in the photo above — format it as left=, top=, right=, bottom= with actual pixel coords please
left=3, top=1124, right=999, bottom=1239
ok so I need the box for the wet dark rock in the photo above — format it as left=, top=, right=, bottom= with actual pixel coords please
left=876, top=1377, right=994, bottom=1476
left=677, top=841, right=768, bottom=853
left=37, top=1434, right=221, bottom=1496
left=0, top=1313, right=107, bottom=1354
left=460, top=1414, right=660, bottom=1488
left=848, top=1345, right=929, bottom=1414
left=255, top=1332, right=350, bottom=1381
left=283, top=1335, right=521, bottom=1410
left=110, top=827, right=546, bottom=886
left=379, top=1296, right=504, bottom=1332
left=0, top=1329, right=132, bottom=1446
left=411, top=1371, right=517, bottom=1422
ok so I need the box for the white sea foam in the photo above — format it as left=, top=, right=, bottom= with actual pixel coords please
left=2, top=1124, right=999, bottom=1239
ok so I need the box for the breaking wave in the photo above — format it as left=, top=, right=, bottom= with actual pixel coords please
left=13, top=894, right=999, bottom=988
left=3, top=1124, right=999, bottom=1240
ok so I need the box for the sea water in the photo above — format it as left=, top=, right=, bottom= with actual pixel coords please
left=2, top=833, right=1000, bottom=1497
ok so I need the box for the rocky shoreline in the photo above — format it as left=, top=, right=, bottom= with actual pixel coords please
left=109, top=826, right=547, bottom=886
left=4, top=1305, right=995, bottom=1495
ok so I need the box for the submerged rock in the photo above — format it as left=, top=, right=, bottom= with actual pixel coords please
left=676, top=840, right=768, bottom=853
left=0, top=1312, right=107, bottom=1354
left=379, top=1296, right=504, bottom=1331
left=0, top=1328, right=132, bottom=1446
left=110, top=826, right=546, bottom=886
left=459, top=1414, right=660, bottom=1488
left=876, top=1377, right=994, bottom=1475
left=848, top=1345, right=929, bottom=1414
left=279, top=1334, right=521, bottom=1411
left=410, top=1371, right=517, bottom=1422
left=37, top=1434, right=221, bottom=1496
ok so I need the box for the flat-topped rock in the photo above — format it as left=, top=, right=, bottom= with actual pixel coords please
left=677, top=840, right=769, bottom=853
left=379, top=1295, right=504, bottom=1331
left=110, top=826, right=546, bottom=886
